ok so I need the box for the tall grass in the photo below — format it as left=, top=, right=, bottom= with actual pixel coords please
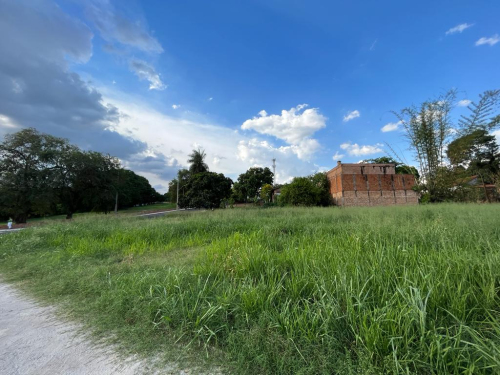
left=0, top=205, right=499, bottom=374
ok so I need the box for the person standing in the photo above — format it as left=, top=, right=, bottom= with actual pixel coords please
left=7, top=217, right=13, bottom=229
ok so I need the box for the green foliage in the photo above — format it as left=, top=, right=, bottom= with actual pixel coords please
left=233, top=167, right=273, bottom=202
left=187, top=148, right=209, bottom=174
left=394, top=89, right=500, bottom=202
left=0, top=128, right=73, bottom=222
left=1, top=205, right=500, bottom=374
left=458, top=90, right=500, bottom=133
left=260, top=183, right=273, bottom=203
left=0, top=128, right=162, bottom=222
left=179, top=172, right=232, bottom=209
left=447, top=129, right=499, bottom=183
left=280, top=172, right=330, bottom=206
left=394, top=90, right=455, bottom=200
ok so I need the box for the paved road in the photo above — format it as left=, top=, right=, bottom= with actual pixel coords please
left=0, top=229, right=24, bottom=235
left=0, top=283, right=175, bottom=375
left=136, top=209, right=199, bottom=218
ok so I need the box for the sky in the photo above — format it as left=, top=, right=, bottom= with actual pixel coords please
left=1, top=0, right=499, bottom=192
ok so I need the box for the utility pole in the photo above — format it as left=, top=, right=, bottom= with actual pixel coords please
left=272, top=158, right=276, bottom=182
left=176, top=171, right=180, bottom=210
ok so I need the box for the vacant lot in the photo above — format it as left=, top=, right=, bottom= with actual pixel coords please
left=0, top=205, right=499, bottom=374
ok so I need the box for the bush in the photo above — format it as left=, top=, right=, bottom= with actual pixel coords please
left=280, top=173, right=331, bottom=206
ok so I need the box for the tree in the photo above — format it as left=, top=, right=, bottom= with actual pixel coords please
left=260, top=184, right=273, bottom=203
left=280, top=173, right=331, bottom=206
left=233, top=167, right=274, bottom=202
left=0, top=128, right=163, bottom=221
left=0, top=128, right=71, bottom=223
left=393, top=90, right=455, bottom=201
left=447, top=129, right=499, bottom=182
left=187, top=148, right=209, bottom=174
left=458, top=90, right=500, bottom=134
left=179, top=172, right=232, bottom=209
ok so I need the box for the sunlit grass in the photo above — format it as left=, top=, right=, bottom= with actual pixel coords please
left=0, top=205, right=499, bottom=374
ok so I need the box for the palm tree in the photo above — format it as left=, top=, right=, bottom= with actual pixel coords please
left=187, top=148, right=209, bottom=174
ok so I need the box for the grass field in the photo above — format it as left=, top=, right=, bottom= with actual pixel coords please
left=0, top=205, right=499, bottom=374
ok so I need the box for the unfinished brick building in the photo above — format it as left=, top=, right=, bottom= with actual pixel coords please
left=327, top=162, right=419, bottom=206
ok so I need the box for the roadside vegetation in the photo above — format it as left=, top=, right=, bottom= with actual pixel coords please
left=0, top=128, right=165, bottom=224
left=1, top=205, right=499, bottom=374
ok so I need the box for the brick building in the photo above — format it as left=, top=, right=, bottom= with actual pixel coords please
left=327, top=161, right=418, bottom=206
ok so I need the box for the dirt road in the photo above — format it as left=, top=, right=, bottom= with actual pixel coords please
left=0, top=282, right=175, bottom=375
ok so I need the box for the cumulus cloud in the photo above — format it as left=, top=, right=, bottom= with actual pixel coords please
left=381, top=121, right=402, bottom=132
left=340, top=142, right=383, bottom=156
left=103, top=93, right=324, bottom=185
left=129, top=59, right=166, bottom=90
left=81, top=0, right=163, bottom=53
left=0, top=0, right=144, bottom=157
left=476, top=35, right=500, bottom=46
left=343, top=110, right=360, bottom=122
left=446, top=23, right=473, bottom=35
left=172, top=104, right=181, bottom=109
left=457, top=99, right=471, bottom=107
left=241, top=104, right=326, bottom=160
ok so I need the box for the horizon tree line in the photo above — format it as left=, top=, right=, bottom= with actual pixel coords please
left=0, top=128, right=164, bottom=223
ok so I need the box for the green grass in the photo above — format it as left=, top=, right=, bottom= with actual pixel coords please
left=1, top=202, right=176, bottom=225
left=0, top=205, right=499, bottom=374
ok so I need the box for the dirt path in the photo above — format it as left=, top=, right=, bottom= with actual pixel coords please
left=0, top=282, right=181, bottom=375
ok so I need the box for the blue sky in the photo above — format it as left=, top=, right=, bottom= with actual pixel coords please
left=1, top=0, right=499, bottom=191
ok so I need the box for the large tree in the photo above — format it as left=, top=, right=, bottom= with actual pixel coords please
left=233, top=167, right=274, bottom=202
left=179, top=172, right=232, bottom=209
left=447, top=129, right=499, bottom=182
left=0, top=128, right=71, bottom=222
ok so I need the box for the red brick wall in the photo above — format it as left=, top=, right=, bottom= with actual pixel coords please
left=326, top=163, right=418, bottom=207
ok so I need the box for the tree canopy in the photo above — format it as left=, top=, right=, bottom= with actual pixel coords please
left=233, top=167, right=274, bottom=202
left=0, top=128, right=163, bottom=222
left=178, top=172, right=232, bottom=209
left=279, top=173, right=331, bottom=206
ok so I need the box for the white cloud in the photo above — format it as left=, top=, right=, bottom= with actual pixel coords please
left=492, top=130, right=500, bottom=145
left=381, top=121, right=402, bottom=132
left=343, top=110, right=360, bottom=122
left=102, top=91, right=323, bottom=186
left=172, top=104, right=180, bottom=109
left=208, top=97, right=213, bottom=101
left=340, top=142, right=383, bottom=156
left=446, top=23, right=474, bottom=35
left=129, top=59, right=166, bottom=90
left=241, top=104, right=326, bottom=160
left=82, top=0, right=163, bottom=53
left=476, top=34, right=500, bottom=46
left=332, top=151, right=345, bottom=161
left=457, top=99, right=471, bottom=107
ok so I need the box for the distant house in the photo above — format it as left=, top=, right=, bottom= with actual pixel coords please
left=327, top=161, right=418, bottom=207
